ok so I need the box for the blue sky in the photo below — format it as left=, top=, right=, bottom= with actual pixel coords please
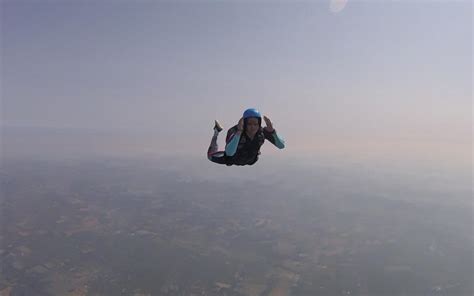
left=2, top=0, right=472, bottom=165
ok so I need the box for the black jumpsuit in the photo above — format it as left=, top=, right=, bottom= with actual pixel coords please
left=208, top=125, right=281, bottom=166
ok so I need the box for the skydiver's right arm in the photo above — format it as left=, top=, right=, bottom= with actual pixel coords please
left=225, top=130, right=241, bottom=156
left=225, top=118, right=244, bottom=156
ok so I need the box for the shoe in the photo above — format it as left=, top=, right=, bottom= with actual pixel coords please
left=214, top=120, right=223, bottom=132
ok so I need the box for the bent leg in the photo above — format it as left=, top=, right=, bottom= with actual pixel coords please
left=207, top=125, right=229, bottom=165
left=207, top=130, right=227, bottom=165
left=208, top=151, right=228, bottom=164
left=207, top=130, right=219, bottom=157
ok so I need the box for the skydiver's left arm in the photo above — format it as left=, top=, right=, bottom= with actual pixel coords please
left=263, top=128, right=285, bottom=149
left=263, top=115, right=285, bottom=149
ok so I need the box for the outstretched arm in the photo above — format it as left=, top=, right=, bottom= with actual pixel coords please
left=263, top=116, right=285, bottom=149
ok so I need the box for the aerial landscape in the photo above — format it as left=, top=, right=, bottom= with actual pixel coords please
left=1, top=155, right=471, bottom=295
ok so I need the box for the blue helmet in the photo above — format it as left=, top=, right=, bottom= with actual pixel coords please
left=243, top=108, right=262, bottom=119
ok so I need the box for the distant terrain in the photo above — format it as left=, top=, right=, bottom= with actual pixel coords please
left=0, top=156, right=471, bottom=295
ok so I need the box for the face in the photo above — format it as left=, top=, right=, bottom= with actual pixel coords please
left=245, top=117, right=260, bottom=135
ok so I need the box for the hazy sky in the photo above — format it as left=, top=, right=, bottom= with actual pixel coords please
left=2, top=0, right=472, bottom=165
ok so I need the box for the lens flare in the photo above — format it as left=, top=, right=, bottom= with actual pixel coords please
left=330, top=0, right=348, bottom=14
